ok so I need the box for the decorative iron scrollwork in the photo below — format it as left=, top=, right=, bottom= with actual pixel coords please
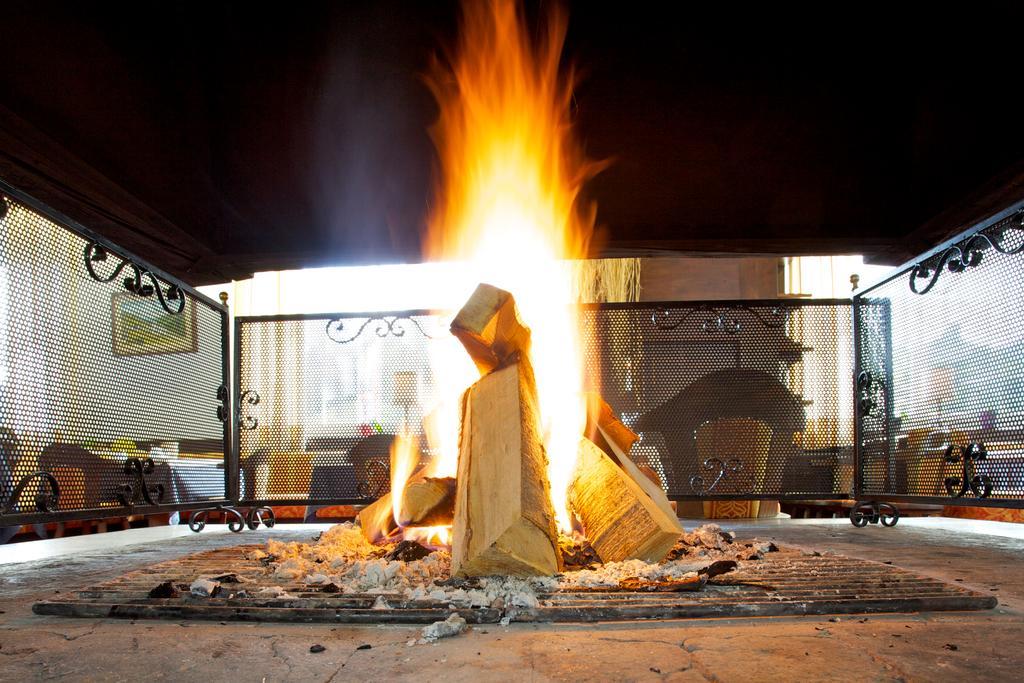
left=116, top=457, right=166, bottom=508
left=326, top=316, right=433, bottom=344
left=238, top=390, right=260, bottom=430
left=752, top=306, right=788, bottom=329
left=856, top=370, right=890, bottom=419
left=189, top=505, right=246, bottom=533
left=1, top=472, right=60, bottom=515
left=245, top=506, right=276, bottom=530
left=651, top=307, right=695, bottom=330
left=652, top=305, right=787, bottom=333
left=83, top=242, right=185, bottom=314
left=187, top=506, right=275, bottom=533
left=216, top=385, right=229, bottom=422
left=943, top=443, right=993, bottom=499
left=857, top=371, right=875, bottom=416
left=701, top=313, right=741, bottom=334
left=690, top=457, right=747, bottom=495
left=909, top=216, right=1024, bottom=295
left=849, top=500, right=900, bottom=527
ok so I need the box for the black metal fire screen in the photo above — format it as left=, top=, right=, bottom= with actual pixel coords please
left=5, top=174, right=1023, bottom=533
left=854, top=204, right=1024, bottom=508
left=234, top=299, right=853, bottom=508
left=586, top=301, right=853, bottom=502
left=233, top=312, right=443, bottom=507
left=0, top=180, right=230, bottom=529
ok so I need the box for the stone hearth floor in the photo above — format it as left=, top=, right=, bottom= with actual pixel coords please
left=1, top=517, right=1023, bottom=681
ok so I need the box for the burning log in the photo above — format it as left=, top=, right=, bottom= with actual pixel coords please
left=396, top=476, right=456, bottom=527
left=356, top=493, right=398, bottom=544
left=356, top=428, right=456, bottom=542
left=356, top=472, right=456, bottom=543
left=584, top=393, right=675, bottom=509
left=451, top=356, right=560, bottom=577
left=584, top=392, right=639, bottom=455
left=450, top=283, right=532, bottom=375
left=568, top=431, right=683, bottom=564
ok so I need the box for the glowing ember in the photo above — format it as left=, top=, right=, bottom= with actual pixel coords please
left=421, top=0, right=602, bottom=531
left=403, top=525, right=453, bottom=549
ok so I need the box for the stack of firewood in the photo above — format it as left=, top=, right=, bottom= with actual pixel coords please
left=360, top=283, right=683, bottom=576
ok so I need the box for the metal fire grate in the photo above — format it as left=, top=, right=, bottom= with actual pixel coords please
left=0, top=180, right=229, bottom=528
left=33, top=543, right=996, bottom=623
left=234, top=300, right=853, bottom=508
left=855, top=206, right=1024, bottom=507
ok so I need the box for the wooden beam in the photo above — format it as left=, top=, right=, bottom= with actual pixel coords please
left=0, top=104, right=241, bottom=284
left=866, top=161, right=1024, bottom=266
left=598, top=236, right=898, bottom=260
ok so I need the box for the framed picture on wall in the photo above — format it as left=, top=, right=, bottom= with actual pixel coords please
left=112, top=292, right=198, bottom=356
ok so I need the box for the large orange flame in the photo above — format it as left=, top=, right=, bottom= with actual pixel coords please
left=386, top=429, right=453, bottom=547
left=422, top=0, right=602, bottom=531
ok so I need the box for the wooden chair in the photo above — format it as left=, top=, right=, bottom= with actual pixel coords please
left=677, top=418, right=777, bottom=519
left=637, top=367, right=805, bottom=495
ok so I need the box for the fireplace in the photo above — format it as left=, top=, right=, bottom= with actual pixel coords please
left=2, top=0, right=1024, bottom=651
left=4, top=172, right=1021, bottom=629
left=2, top=90, right=1024, bottom=625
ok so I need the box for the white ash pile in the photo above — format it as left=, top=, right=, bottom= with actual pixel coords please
left=183, top=572, right=254, bottom=599
left=557, top=524, right=777, bottom=591
left=255, top=524, right=450, bottom=597
left=245, top=522, right=776, bottom=599
left=249, top=523, right=553, bottom=611
left=177, top=521, right=781, bottom=637
left=417, top=613, right=468, bottom=645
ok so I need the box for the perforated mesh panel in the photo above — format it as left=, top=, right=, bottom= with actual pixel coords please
left=236, top=314, right=443, bottom=504
left=0, top=184, right=228, bottom=525
left=856, top=212, right=1024, bottom=505
left=583, top=302, right=853, bottom=499
left=236, top=300, right=852, bottom=505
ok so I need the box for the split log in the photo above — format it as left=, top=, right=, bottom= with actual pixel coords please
left=451, top=357, right=560, bottom=577
left=598, top=424, right=679, bottom=526
left=568, top=432, right=683, bottom=563
left=584, top=394, right=675, bottom=509
left=357, top=472, right=456, bottom=543
left=356, top=493, right=398, bottom=544
left=396, top=476, right=456, bottom=527
left=450, top=283, right=532, bottom=375
left=584, top=392, right=639, bottom=456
